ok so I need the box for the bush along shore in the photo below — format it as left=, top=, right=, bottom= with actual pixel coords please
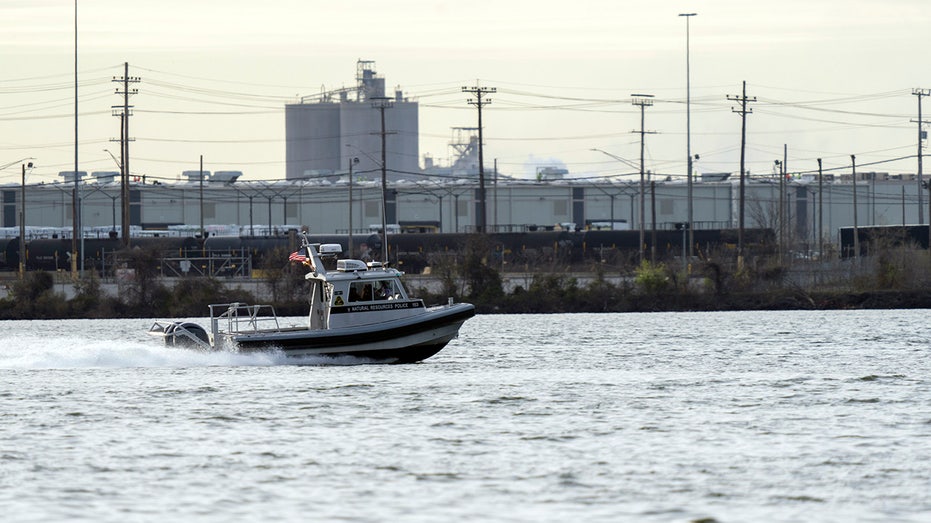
left=3, top=240, right=931, bottom=320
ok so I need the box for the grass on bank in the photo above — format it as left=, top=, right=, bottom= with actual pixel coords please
left=4, top=239, right=931, bottom=319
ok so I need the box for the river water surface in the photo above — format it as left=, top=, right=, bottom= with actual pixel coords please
left=1, top=310, right=929, bottom=522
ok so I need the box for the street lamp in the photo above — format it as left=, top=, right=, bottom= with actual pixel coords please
left=0, top=158, right=34, bottom=171
left=679, top=12, right=697, bottom=257
left=590, top=148, right=641, bottom=172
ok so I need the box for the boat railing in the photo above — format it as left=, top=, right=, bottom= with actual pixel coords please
left=209, top=302, right=281, bottom=338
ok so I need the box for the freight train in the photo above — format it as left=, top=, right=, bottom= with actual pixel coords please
left=838, top=224, right=930, bottom=258
left=0, top=228, right=774, bottom=275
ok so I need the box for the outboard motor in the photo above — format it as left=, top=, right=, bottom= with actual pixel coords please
left=161, top=322, right=211, bottom=350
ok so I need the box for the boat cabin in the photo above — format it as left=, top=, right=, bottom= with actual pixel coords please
left=305, top=244, right=425, bottom=330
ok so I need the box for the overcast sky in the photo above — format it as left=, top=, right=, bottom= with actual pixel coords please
left=2, top=0, right=929, bottom=184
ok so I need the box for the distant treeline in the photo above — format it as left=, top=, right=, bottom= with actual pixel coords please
left=3, top=236, right=931, bottom=320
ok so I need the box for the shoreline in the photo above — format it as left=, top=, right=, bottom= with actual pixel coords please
left=3, top=270, right=931, bottom=319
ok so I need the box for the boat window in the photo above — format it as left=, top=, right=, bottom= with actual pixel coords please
left=349, top=282, right=373, bottom=302
left=374, top=280, right=398, bottom=300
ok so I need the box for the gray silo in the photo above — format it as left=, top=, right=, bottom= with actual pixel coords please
left=285, top=61, right=419, bottom=181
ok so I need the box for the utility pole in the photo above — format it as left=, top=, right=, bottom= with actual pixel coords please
left=117, top=113, right=124, bottom=235
left=913, top=89, right=931, bottom=254
left=913, top=89, right=931, bottom=223
left=20, top=163, right=25, bottom=278
left=20, top=162, right=33, bottom=278
left=727, top=81, right=756, bottom=264
left=783, top=145, right=787, bottom=260
left=199, top=155, right=205, bottom=239
left=113, top=62, right=139, bottom=248
left=817, top=158, right=823, bottom=258
left=775, top=159, right=784, bottom=262
left=493, top=158, right=498, bottom=231
left=348, top=156, right=358, bottom=255
left=926, top=179, right=931, bottom=259
left=632, top=93, right=655, bottom=264
left=925, top=176, right=931, bottom=259
left=650, top=180, right=657, bottom=263
left=371, top=97, right=394, bottom=263
left=852, top=154, right=859, bottom=262
left=776, top=145, right=787, bottom=263
left=463, top=84, right=495, bottom=233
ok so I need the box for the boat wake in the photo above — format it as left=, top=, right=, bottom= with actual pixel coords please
left=0, top=335, right=351, bottom=370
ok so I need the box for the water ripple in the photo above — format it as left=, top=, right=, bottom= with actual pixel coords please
left=0, top=311, right=929, bottom=522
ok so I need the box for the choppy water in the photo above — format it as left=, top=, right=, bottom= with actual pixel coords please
left=1, top=310, right=930, bottom=522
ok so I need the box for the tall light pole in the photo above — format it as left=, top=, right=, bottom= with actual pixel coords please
left=679, top=12, right=697, bottom=258
left=632, top=94, right=654, bottom=264
left=72, top=0, right=80, bottom=277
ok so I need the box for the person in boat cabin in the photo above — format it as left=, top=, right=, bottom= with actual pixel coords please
left=349, top=282, right=374, bottom=302
left=375, top=281, right=392, bottom=300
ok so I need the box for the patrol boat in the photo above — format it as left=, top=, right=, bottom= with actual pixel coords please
left=149, top=239, right=475, bottom=363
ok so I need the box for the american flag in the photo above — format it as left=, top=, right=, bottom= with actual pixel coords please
left=289, top=250, right=308, bottom=263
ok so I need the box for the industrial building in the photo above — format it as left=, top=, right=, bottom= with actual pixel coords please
left=284, top=60, right=420, bottom=181
left=3, top=172, right=929, bottom=257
